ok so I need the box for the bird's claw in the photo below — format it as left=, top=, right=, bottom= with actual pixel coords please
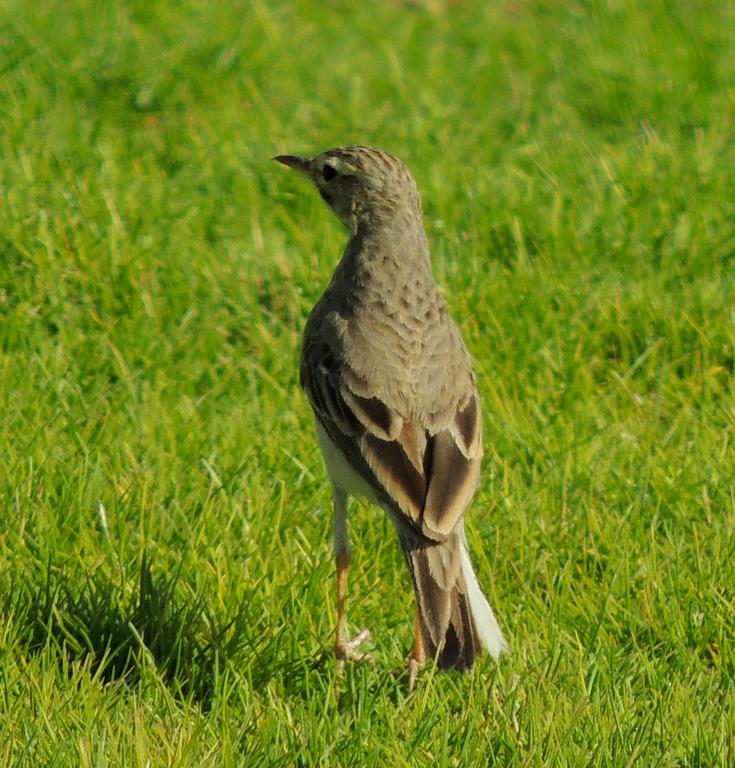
left=335, top=628, right=374, bottom=673
left=406, top=654, right=424, bottom=691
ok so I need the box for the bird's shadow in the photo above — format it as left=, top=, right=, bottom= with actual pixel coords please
left=8, top=554, right=419, bottom=709
left=6, top=554, right=265, bottom=709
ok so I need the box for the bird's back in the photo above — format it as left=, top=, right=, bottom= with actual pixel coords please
left=301, top=223, right=477, bottom=436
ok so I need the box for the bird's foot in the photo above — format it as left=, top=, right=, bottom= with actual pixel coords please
left=335, top=628, right=373, bottom=673
left=406, top=653, right=425, bottom=691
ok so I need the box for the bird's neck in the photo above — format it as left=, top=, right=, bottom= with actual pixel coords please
left=348, top=212, right=431, bottom=278
left=323, top=213, right=441, bottom=323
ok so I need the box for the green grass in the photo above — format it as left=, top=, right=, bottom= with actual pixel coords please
left=1, top=0, right=734, bottom=764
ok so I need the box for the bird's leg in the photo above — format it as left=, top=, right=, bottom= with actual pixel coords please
left=334, top=550, right=372, bottom=667
left=406, top=606, right=426, bottom=690
left=332, top=490, right=371, bottom=670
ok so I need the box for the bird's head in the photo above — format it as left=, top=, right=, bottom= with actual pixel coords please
left=274, top=145, right=422, bottom=232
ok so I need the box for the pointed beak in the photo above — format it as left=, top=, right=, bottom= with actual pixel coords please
left=273, top=154, right=312, bottom=177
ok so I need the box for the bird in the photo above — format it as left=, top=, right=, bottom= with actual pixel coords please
left=274, top=145, right=506, bottom=686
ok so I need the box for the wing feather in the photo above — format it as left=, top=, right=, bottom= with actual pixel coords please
left=303, top=340, right=483, bottom=541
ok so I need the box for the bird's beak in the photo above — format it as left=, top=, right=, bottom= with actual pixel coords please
left=273, top=154, right=312, bottom=177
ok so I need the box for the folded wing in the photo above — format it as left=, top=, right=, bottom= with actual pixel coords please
left=301, top=342, right=482, bottom=541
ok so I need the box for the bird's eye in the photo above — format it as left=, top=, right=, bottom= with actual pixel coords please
left=322, top=163, right=337, bottom=182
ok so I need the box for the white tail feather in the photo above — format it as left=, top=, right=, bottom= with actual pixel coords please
left=459, top=533, right=507, bottom=660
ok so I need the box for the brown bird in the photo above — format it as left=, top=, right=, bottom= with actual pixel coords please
left=275, top=145, right=506, bottom=686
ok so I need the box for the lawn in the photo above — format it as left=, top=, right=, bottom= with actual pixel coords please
left=1, top=0, right=734, bottom=765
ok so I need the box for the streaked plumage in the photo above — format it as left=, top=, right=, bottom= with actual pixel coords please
left=275, top=145, right=506, bottom=679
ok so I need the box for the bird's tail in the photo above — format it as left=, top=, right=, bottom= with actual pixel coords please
left=401, top=526, right=506, bottom=670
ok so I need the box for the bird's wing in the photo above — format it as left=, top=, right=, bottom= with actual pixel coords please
left=301, top=335, right=482, bottom=541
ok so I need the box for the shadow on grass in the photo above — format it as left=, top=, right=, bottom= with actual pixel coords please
left=5, top=554, right=414, bottom=708
left=6, top=554, right=267, bottom=708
